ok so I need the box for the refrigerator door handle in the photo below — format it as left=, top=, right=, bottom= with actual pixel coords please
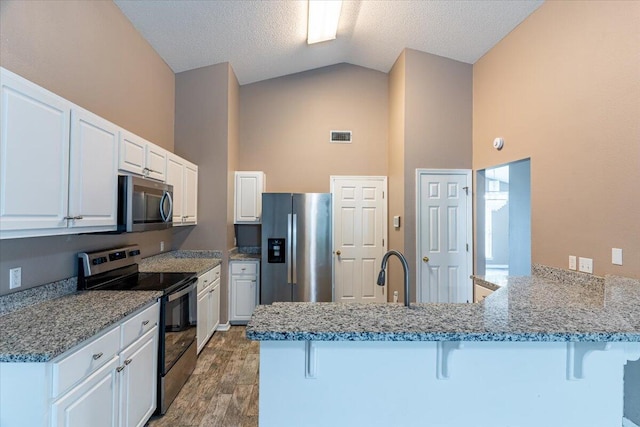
left=292, top=213, right=298, bottom=285
left=287, top=214, right=293, bottom=284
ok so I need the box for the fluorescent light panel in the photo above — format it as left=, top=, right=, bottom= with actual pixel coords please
left=307, top=0, right=342, bottom=44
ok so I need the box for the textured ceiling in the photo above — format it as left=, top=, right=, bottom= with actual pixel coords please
left=114, top=0, right=544, bottom=85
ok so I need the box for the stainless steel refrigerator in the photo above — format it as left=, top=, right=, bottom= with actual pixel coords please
left=261, top=193, right=332, bottom=304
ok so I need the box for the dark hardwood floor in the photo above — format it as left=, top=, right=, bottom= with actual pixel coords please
left=149, top=326, right=259, bottom=427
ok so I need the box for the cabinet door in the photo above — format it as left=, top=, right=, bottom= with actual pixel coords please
left=146, top=144, right=166, bottom=182
left=231, top=276, right=258, bottom=321
left=51, top=356, right=119, bottom=427
left=234, top=171, right=264, bottom=223
left=68, top=108, right=118, bottom=231
left=0, top=68, right=71, bottom=235
left=183, top=162, right=198, bottom=224
left=208, top=280, right=220, bottom=335
left=197, top=288, right=209, bottom=354
left=166, top=154, right=184, bottom=224
left=119, top=326, right=158, bottom=427
left=118, top=131, right=146, bottom=176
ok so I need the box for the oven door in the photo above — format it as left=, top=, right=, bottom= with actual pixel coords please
left=161, top=279, right=197, bottom=376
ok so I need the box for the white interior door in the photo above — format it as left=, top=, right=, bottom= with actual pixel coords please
left=417, top=170, right=472, bottom=303
left=331, top=176, right=387, bottom=303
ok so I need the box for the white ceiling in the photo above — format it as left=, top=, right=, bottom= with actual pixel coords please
left=114, top=0, right=544, bottom=85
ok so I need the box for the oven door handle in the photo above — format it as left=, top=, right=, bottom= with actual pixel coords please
left=167, top=279, right=197, bottom=302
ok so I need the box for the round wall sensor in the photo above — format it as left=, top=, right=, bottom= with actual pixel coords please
left=493, top=137, right=504, bottom=150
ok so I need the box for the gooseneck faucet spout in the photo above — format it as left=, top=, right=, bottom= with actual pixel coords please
left=377, top=250, right=410, bottom=308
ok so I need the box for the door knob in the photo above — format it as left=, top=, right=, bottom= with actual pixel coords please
left=422, top=256, right=429, bottom=263
left=336, top=250, right=341, bottom=256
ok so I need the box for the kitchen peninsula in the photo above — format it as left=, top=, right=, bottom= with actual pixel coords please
left=247, top=267, right=640, bottom=427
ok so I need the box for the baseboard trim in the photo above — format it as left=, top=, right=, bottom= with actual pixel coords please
left=216, top=322, right=231, bottom=332
left=624, top=417, right=640, bottom=427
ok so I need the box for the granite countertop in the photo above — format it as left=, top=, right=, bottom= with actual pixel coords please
left=473, top=275, right=507, bottom=291
left=0, top=291, right=161, bottom=362
left=247, top=274, right=640, bottom=343
left=139, top=250, right=221, bottom=275
left=229, top=247, right=261, bottom=261
left=229, top=252, right=261, bottom=261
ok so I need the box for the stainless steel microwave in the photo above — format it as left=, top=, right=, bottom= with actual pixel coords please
left=118, top=175, right=173, bottom=232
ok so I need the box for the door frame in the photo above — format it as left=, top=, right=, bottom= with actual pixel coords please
left=415, top=169, right=473, bottom=303
left=330, top=175, right=388, bottom=302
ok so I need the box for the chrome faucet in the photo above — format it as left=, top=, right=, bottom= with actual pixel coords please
left=377, top=250, right=410, bottom=307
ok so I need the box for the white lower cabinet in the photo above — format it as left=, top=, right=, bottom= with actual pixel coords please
left=51, top=356, right=120, bottom=427
left=229, top=260, right=260, bottom=324
left=0, top=301, right=159, bottom=427
left=118, top=327, right=158, bottom=427
left=197, top=265, right=221, bottom=354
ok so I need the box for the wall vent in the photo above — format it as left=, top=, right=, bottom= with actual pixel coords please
left=330, top=131, right=352, bottom=144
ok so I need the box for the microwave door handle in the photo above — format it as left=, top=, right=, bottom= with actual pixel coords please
left=160, top=191, right=173, bottom=223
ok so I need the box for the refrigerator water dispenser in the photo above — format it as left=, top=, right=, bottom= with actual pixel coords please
left=267, top=238, right=285, bottom=263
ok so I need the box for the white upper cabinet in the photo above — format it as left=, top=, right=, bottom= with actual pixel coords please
left=0, top=68, right=118, bottom=239
left=166, top=152, right=198, bottom=226
left=234, top=171, right=265, bottom=223
left=119, top=130, right=167, bottom=182
left=0, top=68, right=71, bottom=234
left=68, top=107, right=119, bottom=230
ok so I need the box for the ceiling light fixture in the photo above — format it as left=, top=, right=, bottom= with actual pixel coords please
left=307, top=0, right=343, bottom=45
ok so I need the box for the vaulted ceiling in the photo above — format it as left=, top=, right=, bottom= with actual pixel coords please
left=115, top=0, right=544, bottom=85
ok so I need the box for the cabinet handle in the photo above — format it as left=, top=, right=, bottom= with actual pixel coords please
left=92, top=352, right=103, bottom=360
left=64, top=216, right=83, bottom=221
left=142, top=320, right=150, bottom=326
left=124, top=358, right=133, bottom=366
left=116, top=365, right=125, bottom=373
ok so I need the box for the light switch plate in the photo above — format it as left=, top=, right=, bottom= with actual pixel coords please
left=569, top=255, right=577, bottom=271
left=578, top=257, right=593, bottom=274
left=612, top=248, right=623, bottom=265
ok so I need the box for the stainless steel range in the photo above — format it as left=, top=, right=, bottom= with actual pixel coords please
left=78, top=245, right=197, bottom=415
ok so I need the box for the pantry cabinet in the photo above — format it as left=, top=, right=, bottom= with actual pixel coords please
left=229, top=260, right=260, bottom=324
left=167, top=153, right=198, bottom=226
left=234, top=171, right=265, bottom=223
left=0, top=68, right=118, bottom=239
left=119, top=130, right=167, bottom=182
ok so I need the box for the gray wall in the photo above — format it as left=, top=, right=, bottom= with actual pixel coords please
left=0, top=0, right=175, bottom=295
left=238, top=63, right=389, bottom=193
left=173, top=63, right=239, bottom=323
left=387, top=48, right=473, bottom=302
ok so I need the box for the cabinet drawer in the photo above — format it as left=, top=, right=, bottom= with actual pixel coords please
left=212, top=265, right=221, bottom=281
left=231, top=262, right=257, bottom=276
left=52, top=325, right=120, bottom=398
left=121, top=302, right=160, bottom=349
left=197, top=269, right=215, bottom=294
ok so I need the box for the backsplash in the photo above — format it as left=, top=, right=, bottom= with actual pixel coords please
left=532, top=264, right=604, bottom=286
left=0, top=277, right=77, bottom=316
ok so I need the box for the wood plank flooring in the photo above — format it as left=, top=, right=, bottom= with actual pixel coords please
left=148, top=326, right=259, bottom=427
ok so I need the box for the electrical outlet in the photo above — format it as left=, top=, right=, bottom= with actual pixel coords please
left=160, top=241, right=165, bottom=252
left=578, top=257, right=593, bottom=274
left=10, top=267, right=22, bottom=289
left=393, top=290, right=399, bottom=303
left=569, top=255, right=577, bottom=271
left=612, top=248, right=623, bottom=265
